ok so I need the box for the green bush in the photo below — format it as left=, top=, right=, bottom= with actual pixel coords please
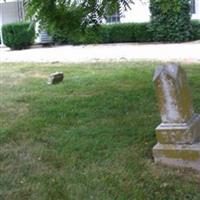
left=133, top=23, right=153, bottom=42
left=52, top=26, right=102, bottom=45
left=52, top=31, right=69, bottom=44
left=52, top=18, right=198, bottom=45
left=101, top=23, right=134, bottom=43
left=191, top=20, right=200, bottom=40
left=149, top=0, right=192, bottom=42
left=68, top=27, right=103, bottom=45
left=52, top=23, right=152, bottom=44
left=100, top=23, right=153, bottom=43
left=2, top=22, right=35, bottom=50
left=97, top=25, right=110, bottom=43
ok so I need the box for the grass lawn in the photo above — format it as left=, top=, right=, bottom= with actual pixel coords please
left=0, top=62, right=200, bottom=200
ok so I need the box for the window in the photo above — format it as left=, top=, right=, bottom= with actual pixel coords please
left=106, top=13, right=120, bottom=24
left=191, top=0, right=196, bottom=14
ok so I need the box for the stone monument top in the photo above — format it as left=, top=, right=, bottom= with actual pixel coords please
left=153, top=63, right=180, bottom=82
left=153, top=63, right=194, bottom=124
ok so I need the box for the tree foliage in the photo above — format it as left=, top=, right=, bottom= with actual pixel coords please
left=23, top=0, right=133, bottom=36
left=19, top=0, right=193, bottom=43
left=149, top=0, right=192, bottom=42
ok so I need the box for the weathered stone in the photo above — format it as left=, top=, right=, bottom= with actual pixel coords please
left=153, top=63, right=194, bottom=123
left=153, top=143, right=200, bottom=171
left=153, top=63, right=200, bottom=171
left=156, top=114, right=200, bottom=144
left=47, top=72, right=64, bottom=84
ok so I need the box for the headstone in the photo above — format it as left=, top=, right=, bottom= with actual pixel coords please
left=47, top=72, right=64, bottom=85
left=153, top=63, right=200, bottom=171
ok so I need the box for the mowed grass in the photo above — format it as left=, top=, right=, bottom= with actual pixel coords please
left=0, top=62, right=200, bottom=200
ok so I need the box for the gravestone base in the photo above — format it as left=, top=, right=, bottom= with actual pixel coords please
left=153, top=143, right=200, bottom=171
left=156, top=114, right=200, bottom=144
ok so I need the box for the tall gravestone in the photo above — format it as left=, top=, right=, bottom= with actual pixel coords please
left=153, top=63, right=200, bottom=171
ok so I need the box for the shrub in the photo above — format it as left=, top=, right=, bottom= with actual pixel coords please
left=2, top=19, right=197, bottom=48
left=52, top=18, right=198, bottom=45
left=67, top=27, right=103, bottom=45
left=98, top=23, right=153, bottom=43
left=149, top=0, right=192, bottom=42
left=133, top=23, right=153, bottom=42
left=2, top=22, right=35, bottom=50
left=52, top=23, right=152, bottom=44
left=52, top=26, right=102, bottom=45
left=191, top=20, right=200, bottom=40
left=52, top=31, right=69, bottom=44
left=101, top=23, right=134, bottom=43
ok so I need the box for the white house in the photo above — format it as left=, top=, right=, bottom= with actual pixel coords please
left=1, top=0, right=200, bottom=45
left=0, top=0, right=24, bottom=26
left=105, top=0, right=200, bottom=23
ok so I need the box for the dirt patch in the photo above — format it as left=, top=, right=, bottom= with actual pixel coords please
left=29, top=72, right=48, bottom=79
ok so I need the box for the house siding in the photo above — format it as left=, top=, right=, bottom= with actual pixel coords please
left=1, top=0, right=200, bottom=26
left=121, top=0, right=200, bottom=23
left=0, top=0, right=24, bottom=45
left=0, top=0, right=24, bottom=27
left=121, top=0, right=151, bottom=23
left=192, top=0, right=200, bottom=19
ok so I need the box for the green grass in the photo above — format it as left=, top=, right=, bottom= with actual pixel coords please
left=0, top=62, right=200, bottom=200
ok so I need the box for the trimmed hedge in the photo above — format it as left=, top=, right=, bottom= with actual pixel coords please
left=67, top=27, right=103, bottom=45
left=52, top=20, right=200, bottom=45
left=133, top=23, right=153, bottom=42
left=53, top=23, right=153, bottom=44
left=191, top=20, right=200, bottom=40
left=100, top=23, right=153, bottom=43
left=2, top=22, right=35, bottom=50
left=101, top=23, right=135, bottom=43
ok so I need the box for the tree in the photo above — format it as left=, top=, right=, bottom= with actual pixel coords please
left=4, top=0, right=193, bottom=43
left=23, top=0, right=133, bottom=37
left=149, top=0, right=192, bottom=42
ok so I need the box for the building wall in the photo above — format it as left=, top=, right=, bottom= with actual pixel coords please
left=106, top=0, right=200, bottom=23
left=192, top=0, right=200, bottom=19
left=1, top=0, right=200, bottom=26
left=121, top=0, right=150, bottom=23
left=0, top=0, right=24, bottom=45
left=121, top=0, right=200, bottom=23
left=0, top=1, right=24, bottom=27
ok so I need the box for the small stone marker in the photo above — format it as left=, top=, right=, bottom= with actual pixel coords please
left=47, top=72, right=64, bottom=85
left=153, top=63, right=200, bottom=171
